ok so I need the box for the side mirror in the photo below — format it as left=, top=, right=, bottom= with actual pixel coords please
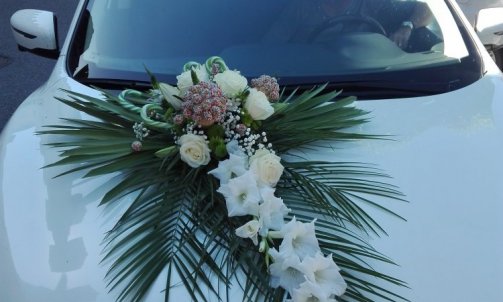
left=475, top=7, right=503, bottom=47
left=10, top=9, right=59, bottom=59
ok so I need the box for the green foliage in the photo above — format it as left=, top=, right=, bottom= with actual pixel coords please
left=40, top=86, right=408, bottom=302
left=207, top=124, right=225, bottom=139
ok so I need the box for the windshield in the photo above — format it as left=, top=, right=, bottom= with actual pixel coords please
left=68, top=0, right=482, bottom=98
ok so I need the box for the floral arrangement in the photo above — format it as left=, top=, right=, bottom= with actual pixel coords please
left=41, top=56, right=407, bottom=302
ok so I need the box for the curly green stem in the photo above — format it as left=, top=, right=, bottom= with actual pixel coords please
left=205, top=56, right=228, bottom=73
left=140, top=104, right=173, bottom=132
left=117, top=89, right=143, bottom=114
left=183, top=61, right=201, bottom=72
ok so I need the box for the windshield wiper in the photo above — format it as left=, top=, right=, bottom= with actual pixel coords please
left=292, top=79, right=453, bottom=100
left=73, top=64, right=152, bottom=90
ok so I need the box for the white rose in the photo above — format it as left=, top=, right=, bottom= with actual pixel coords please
left=176, top=66, right=210, bottom=93
left=213, top=70, right=248, bottom=97
left=249, top=149, right=284, bottom=187
left=178, top=134, right=211, bottom=168
left=159, top=82, right=182, bottom=109
left=244, top=88, right=274, bottom=120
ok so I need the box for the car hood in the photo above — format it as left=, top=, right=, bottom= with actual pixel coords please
left=2, top=59, right=503, bottom=301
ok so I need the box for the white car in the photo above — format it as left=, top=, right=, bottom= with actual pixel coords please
left=456, top=0, right=503, bottom=67
left=2, top=0, right=503, bottom=301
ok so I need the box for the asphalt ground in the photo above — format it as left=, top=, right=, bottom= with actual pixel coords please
left=0, top=0, right=78, bottom=132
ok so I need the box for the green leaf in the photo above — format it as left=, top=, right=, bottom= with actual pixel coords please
left=155, top=146, right=178, bottom=158
left=41, top=83, right=408, bottom=302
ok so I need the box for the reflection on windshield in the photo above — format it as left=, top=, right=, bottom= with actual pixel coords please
left=68, top=0, right=480, bottom=98
left=76, top=1, right=453, bottom=75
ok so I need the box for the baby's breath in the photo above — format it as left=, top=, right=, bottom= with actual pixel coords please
left=133, top=122, right=150, bottom=141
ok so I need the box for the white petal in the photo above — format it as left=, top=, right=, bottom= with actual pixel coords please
left=226, top=140, right=246, bottom=157
left=217, top=171, right=260, bottom=217
left=159, top=82, right=182, bottom=109
left=208, top=153, right=247, bottom=184
left=300, top=253, right=347, bottom=296
left=268, top=248, right=305, bottom=293
left=280, top=217, right=320, bottom=259
left=235, top=220, right=260, bottom=245
left=258, top=186, right=290, bottom=236
left=292, top=280, right=338, bottom=302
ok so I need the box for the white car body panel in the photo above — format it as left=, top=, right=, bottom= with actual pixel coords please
left=2, top=0, right=503, bottom=301
left=456, top=0, right=503, bottom=27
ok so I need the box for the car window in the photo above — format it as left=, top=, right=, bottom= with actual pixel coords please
left=68, top=0, right=481, bottom=98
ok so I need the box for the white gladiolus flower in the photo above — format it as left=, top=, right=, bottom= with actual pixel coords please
left=176, top=66, right=210, bottom=93
left=268, top=248, right=306, bottom=293
left=258, top=187, right=290, bottom=236
left=159, top=82, right=182, bottom=109
left=280, top=217, right=320, bottom=260
left=300, top=253, right=347, bottom=297
left=235, top=220, right=260, bottom=245
left=217, top=171, right=260, bottom=217
left=213, top=70, right=248, bottom=97
left=226, top=140, right=246, bottom=157
left=290, top=280, right=338, bottom=302
left=244, top=88, right=274, bottom=120
left=178, top=134, right=211, bottom=168
left=249, top=149, right=284, bottom=187
left=208, top=153, right=247, bottom=184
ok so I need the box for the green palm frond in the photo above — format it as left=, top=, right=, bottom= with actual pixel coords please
left=281, top=161, right=405, bottom=234
left=264, top=85, right=378, bottom=153
left=40, top=83, right=409, bottom=302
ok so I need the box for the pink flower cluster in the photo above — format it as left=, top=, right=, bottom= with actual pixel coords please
left=251, top=75, right=280, bottom=101
left=182, top=82, right=227, bottom=126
